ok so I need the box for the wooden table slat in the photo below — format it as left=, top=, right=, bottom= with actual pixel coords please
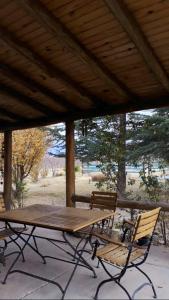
left=0, top=204, right=114, bottom=232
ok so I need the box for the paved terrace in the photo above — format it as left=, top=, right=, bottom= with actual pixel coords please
left=0, top=227, right=169, bottom=300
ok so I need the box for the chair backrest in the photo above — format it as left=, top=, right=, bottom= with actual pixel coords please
left=132, top=207, right=161, bottom=242
left=90, top=191, right=117, bottom=211
left=0, top=197, right=5, bottom=213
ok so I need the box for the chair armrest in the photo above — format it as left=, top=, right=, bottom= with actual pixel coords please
left=121, top=219, right=135, bottom=243
left=123, top=219, right=135, bottom=227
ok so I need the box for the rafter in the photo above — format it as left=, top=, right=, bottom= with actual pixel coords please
left=0, top=94, right=169, bottom=132
left=0, top=107, right=23, bottom=121
left=104, top=0, right=169, bottom=93
left=0, top=63, right=79, bottom=112
left=0, top=84, right=61, bottom=117
left=18, top=0, right=135, bottom=100
left=0, top=26, right=111, bottom=108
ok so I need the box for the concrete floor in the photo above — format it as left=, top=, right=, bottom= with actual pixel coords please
left=0, top=227, right=169, bottom=300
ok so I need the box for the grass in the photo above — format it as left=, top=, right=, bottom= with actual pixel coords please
left=24, top=174, right=97, bottom=206
left=24, top=171, right=169, bottom=207
left=23, top=172, right=169, bottom=244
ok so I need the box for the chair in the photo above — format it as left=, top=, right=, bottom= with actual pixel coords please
left=90, top=191, right=119, bottom=242
left=74, top=191, right=118, bottom=259
left=90, top=191, right=117, bottom=211
left=0, top=197, right=27, bottom=265
left=93, top=207, right=161, bottom=300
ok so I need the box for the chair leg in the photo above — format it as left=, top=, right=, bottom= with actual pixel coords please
left=116, top=279, right=132, bottom=300
left=133, top=264, right=157, bottom=299
left=96, top=259, right=100, bottom=268
left=94, top=278, right=113, bottom=300
left=9, top=238, right=25, bottom=262
left=94, top=277, right=132, bottom=300
left=94, top=259, right=131, bottom=300
left=8, top=236, right=25, bottom=262
left=33, top=236, right=39, bottom=252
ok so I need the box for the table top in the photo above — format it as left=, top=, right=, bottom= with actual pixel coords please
left=0, top=204, right=114, bottom=232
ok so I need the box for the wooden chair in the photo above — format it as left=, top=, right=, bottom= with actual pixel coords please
left=93, top=207, right=161, bottom=300
left=90, top=191, right=117, bottom=211
left=90, top=191, right=119, bottom=242
left=75, top=191, right=118, bottom=259
left=0, top=197, right=26, bottom=265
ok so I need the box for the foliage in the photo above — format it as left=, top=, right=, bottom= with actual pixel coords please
left=139, top=159, right=162, bottom=202
left=75, top=114, right=126, bottom=194
left=47, top=108, right=169, bottom=203
left=30, top=166, right=40, bottom=183
left=40, top=168, right=49, bottom=178
left=12, top=181, right=28, bottom=208
left=12, top=128, right=48, bottom=207
left=46, top=124, right=65, bottom=157
left=128, top=108, right=169, bottom=164
left=75, top=165, right=81, bottom=173
left=127, top=109, right=169, bottom=201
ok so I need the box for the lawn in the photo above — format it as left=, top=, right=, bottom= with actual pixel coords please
left=24, top=172, right=141, bottom=207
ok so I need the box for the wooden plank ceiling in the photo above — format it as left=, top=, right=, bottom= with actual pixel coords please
left=0, top=0, right=169, bottom=131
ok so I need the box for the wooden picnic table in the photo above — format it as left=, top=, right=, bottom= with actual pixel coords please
left=0, top=204, right=114, bottom=232
left=0, top=204, right=114, bottom=299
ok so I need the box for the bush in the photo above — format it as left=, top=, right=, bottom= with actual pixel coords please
left=91, top=174, right=106, bottom=182
left=75, top=165, right=81, bottom=173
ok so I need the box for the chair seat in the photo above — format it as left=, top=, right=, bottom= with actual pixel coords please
left=96, top=243, right=144, bottom=267
left=0, top=227, right=27, bottom=240
left=92, top=227, right=122, bottom=243
left=78, top=226, right=121, bottom=242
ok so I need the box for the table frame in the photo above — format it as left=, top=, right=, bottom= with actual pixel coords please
left=0, top=205, right=114, bottom=299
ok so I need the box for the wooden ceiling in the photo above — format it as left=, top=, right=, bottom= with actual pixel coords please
left=0, top=0, right=169, bottom=131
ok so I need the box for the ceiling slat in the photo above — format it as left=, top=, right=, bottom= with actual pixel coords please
left=0, top=63, right=80, bottom=112
left=0, top=25, right=111, bottom=108
left=0, top=84, right=62, bottom=117
left=104, top=0, right=169, bottom=93
left=0, top=107, right=23, bottom=121
left=18, top=0, right=136, bottom=100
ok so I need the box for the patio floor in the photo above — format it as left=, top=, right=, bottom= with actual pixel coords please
left=0, top=227, right=169, bottom=300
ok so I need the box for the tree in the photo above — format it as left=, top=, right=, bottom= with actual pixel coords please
left=127, top=108, right=169, bottom=164
left=75, top=115, right=127, bottom=195
left=117, top=114, right=126, bottom=194
left=12, top=128, right=48, bottom=207
left=128, top=109, right=169, bottom=201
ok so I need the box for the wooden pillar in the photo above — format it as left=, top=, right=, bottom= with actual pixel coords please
left=4, top=130, right=12, bottom=210
left=66, top=121, right=75, bottom=207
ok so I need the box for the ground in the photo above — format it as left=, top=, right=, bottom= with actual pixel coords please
left=0, top=227, right=169, bottom=299
left=23, top=172, right=168, bottom=245
left=24, top=172, right=141, bottom=207
left=1, top=174, right=169, bottom=299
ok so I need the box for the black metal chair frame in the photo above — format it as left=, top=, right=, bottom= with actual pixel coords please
left=93, top=208, right=161, bottom=300
left=0, top=222, right=27, bottom=266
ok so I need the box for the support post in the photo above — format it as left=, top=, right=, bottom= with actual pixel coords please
left=4, top=130, right=12, bottom=210
left=66, top=121, right=75, bottom=207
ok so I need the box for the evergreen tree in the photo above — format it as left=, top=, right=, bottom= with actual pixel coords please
left=75, top=114, right=127, bottom=195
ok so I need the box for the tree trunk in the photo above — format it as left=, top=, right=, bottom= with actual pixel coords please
left=117, top=114, right=126, bottom=196
left=4, top=131, right=12, bottom=210
left=13, top=165, right=24, bottom=208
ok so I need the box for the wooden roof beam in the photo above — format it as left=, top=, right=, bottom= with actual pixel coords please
left=104, top=0, right=169, bottom=93
left=0, top=26, right=109, bottom=109
left=0, top=84, right=62, bottom=117
left=0, top=107, right=23, bottom=121
left=18, top=0, right=136, bottom=100
left=0, top=63, right=79, bottom=112
left=0, top=95, right=169, bottom=132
